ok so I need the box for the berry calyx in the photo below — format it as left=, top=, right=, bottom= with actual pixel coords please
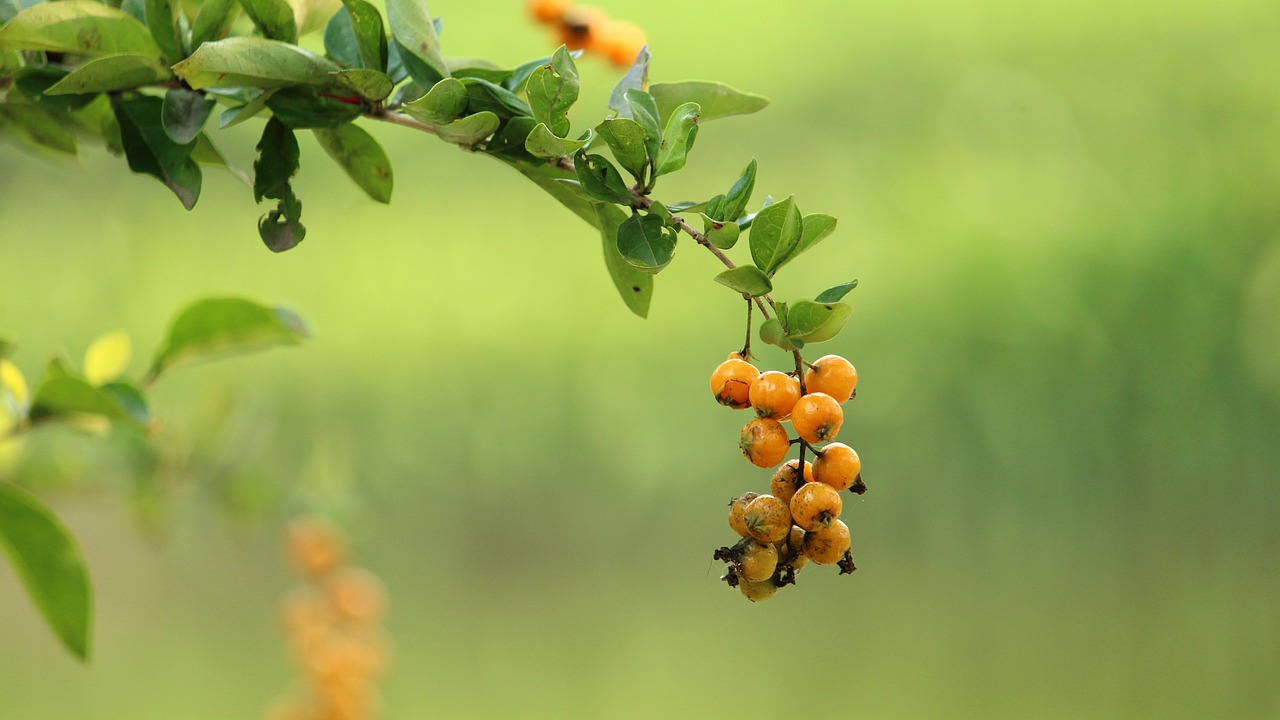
left=804, top=354, right=857, bottom=402
left=790, top=392, right=843, bottom=444
left=742, top=494, right=791, bottom=544
left=739, top=417, right=790, bottom=468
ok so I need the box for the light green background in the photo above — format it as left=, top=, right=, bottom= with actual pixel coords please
left=2, top=0, right=1278, bottom=717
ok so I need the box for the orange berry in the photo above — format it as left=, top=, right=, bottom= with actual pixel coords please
left=804, top=354, right=857, bottom=402
left=812, top=442, right=860, bottom=492
left=527, top=0, right=572, bottom=24
left=789, top=481, right=842, bottom=532
left=738, top=578, right=779, bottom=602
left=727, top=492, right=759, bottom=538
left=325, top=568, right=387, bottom=626
left=749, top=370, right=801, bottom=420
left=285, top=517, right=347, bottom=580
left=790, top=392, right=843, bottom=444
left=596, top=19, right=647, bottom=67
left=742, top=494, right=791, bottom=544
left=558, top=6, right=607, bottom=51
left=738, top=540, right=778, bottom=582
left=710, top=357, right=759, bottom=409
left=801, top=519, right=850, bottom=565
left=769, top=459, right=812, bottom=506
left=739, top=417, right=789, bottom=468
left=773, top=525, right=808, bottom=571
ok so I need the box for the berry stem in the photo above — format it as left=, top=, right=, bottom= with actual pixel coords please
left=741, top=298, right=753, bottom=358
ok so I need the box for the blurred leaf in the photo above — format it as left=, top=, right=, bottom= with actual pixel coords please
left=384, top=0, right=448, bottom=86
left=616, top=212, right=676, bottom=273
left=748, top=195, right=801, bottom=275
left=84, top=332, right=132, bottom=386
left=237, top=0, right=295, bottom=42
left=0, top=0, right=41, bottom=25
left=462, top=77, right=530, bottom=120
left=624, top=88, right=660, bottom=159
left=111, top=95, right=201, bottom=210
left=173, top=37, right=339, bottom=89
left=434, top=110, right=498, bottom=147
left=654, top=101, right=699, bottom=177
left=786, top=300, right=851, bottom=344
left=0, top=1, right=161, bottom=57
left=402, top=76, right=466, bottom=125
left=0, top=484, right=93, bottom=661
left=148, top=297, right=309, bottom=379
left=608, top=44, right=650, bottom=118
left=218, top=88, right=276, bottom=128
left=596, top=204, right=652, bottom=318
left=313, top=123, right=392, bottom=203
left=0, top=340, right=14, bottom=361
left=189, top=0, right=238, bottom=48
left=702, top=216, right=740, bottom=250
left=331, top=68, right=392, bottom=102
left=191, top=133, right=251, bottom=186
left=14, top=65, right=98, bottom=110
left=595, top=117, right=647, bottom=181
left=777, top=214, right=838, bottom=268
left=336, top=0, right=387, bottom=71
left=0, top=359, right=30, bottom=420
left=68, top=95, right=123, bottom=156
left=524, top=123, right=590, bottom=159
left=719, top=158, right=757, bottom=222
left=160, top=87, right=215, bottom=144
left=100, top=381, right=151, bottom=427
left=573, top=151, right=633, bottom=205
left=715, top=266, right=772, bottom=297
left=143, top=0, right=181, bottom=63
left=253, top=117, right=305, bottom=251
left=0, top=104, right=77, bottom=155
left=30, top=374, right=141, bottom=427
left=760, top=317, right=801, bottom=352
left=814, top=280, right=858, bottom=303
left=265, top=86, right=362, bottom=128
left=650, top=81, right=767, bottom=125
left=526, top=45, right=577, bottom=138
left=42, top=53, right=169, bottom=95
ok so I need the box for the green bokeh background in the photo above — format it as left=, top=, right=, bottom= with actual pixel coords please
left=3, top=0, right=1279, bottom=717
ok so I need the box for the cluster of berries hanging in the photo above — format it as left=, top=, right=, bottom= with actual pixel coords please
left=710, top=353, right=865, bottom=602
left=526, top=0, right=648, bottom=67
left=266, top=518, right=391, bottom=720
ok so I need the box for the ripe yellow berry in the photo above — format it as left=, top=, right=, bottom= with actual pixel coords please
left=773, top=525, right=808, bottom=571
left=710, top=357, right=760, bottom=409
left=812, top=442, right=860, bottom=492
left=749, top=370, right=801, bottom=420
left=790, top=392, right=843, bottom=444
left=789, top=481, right=842, bottom=532
left=743, top=494, right=792, bottom=544
left=738, top=578, right=779, bottom=602
left=769, top=459, right=812, bottom=507
left=739, top=417, right=790, bottom=468
left=727, top=492, right=759, bottom=538
left=738, top=540, right=778, bottom=582
left=804, top=354, right=857, bottom=402
left=801, top=519, right=851, bottom=565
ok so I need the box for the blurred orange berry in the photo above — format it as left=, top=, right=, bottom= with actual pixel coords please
left=286, top=517, right=347, bottom=581
left=527, top=0, right=572, bottom=24
left=326, top=567, right=387, bottom=626
left=596, top=19, right=647, bottom=67
left=558, top=6, right=607, bottom=51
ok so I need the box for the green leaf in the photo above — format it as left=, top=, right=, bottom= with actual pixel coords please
left=144, top=0, right=182, bottom=63
left=759, top=317, right=801, bottom=352
left=665, top=199, right=708, bottom=213
left=42, top=53, right=169, bottom=95
left=0, top=1, right=161, bottom=57
left=714, top=266, right=772, bottom=297
left=737, top=195, right=774, bottom=231
left=330, top=69, right=392, bottom=102
left=237, top=0, right=296, bottom=43
left=484, top=114, right=537, bottom=160
left=702, top=216, right=740, bottom=250
left=524, top=123, right=590, bottom=159
left=111, top=95, right=201, bottom=210
left=218, top=88, right=277, bottom=128
left=719, top=158, right=757, bottom=222
left=608, top=44, right=650, bottom=118
left=172, top=37, right=340, bottom=89
left=189, top=0, right=238, bottom=48
left=30, top=373, right=143, bottom=428
left=573, top=151, right=633, bottom=205
left=462, top=77, right=530, bottom=120
left=624, top=88, right=660, bottom=159
left=336, top=0, right=387, bottom=71
left=0, top=483, right=93, bottom=661
left=596, top=204, right=652, bottom=318
left=148, top=297, right=309, bottom=379
left=0, top=104, right=77, bottom=155
left=785, top=301, right=852, bottom=344
left=322, top=5, right=360, bottom=67
left=191, top=132, right=252, bottom=187
left=616, top=212, right=677, bottom=273
left=748, top=195, right=802, bottom=275
left=654, top=101, right=699, bottom=177
left=159, top=88, right=215, bottom=145
left=434, top=111, right=499, bottom=147
left=384, top=0, right=449, bottom=85
left=13, top=65, right=97, bottom=111
left=777, top=214, right=838, bottom=268
left=650, top=81, right=768, bottom=125
left=100, top=381, right=151, bottom=427
left=1, top=0, right=40, bottom=25
left=265, top=86, right=362, bottom=129
left=525, top=44, right=578, bottom=138
left=595, top=117, right=647, bottom=181
left=402, top=76, right=467, bottom=125
left=505, top=52, right=557, bottom=94
left=313, top=123, right=392, bottom=203
left=259, top=206, right=306, bottom=252
left=814, top=280, right=858, bottom=303
left=253, top=117, right=305, bottom=252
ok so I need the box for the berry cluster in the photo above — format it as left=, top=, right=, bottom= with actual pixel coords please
left=526, top=0, right=648, bottom=67
left=711, top=353, right=865, bottom=602
left=267, top=519, right=390, bottom=720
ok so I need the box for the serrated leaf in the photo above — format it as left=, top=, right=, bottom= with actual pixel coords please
left=654, top=101, right=699, bottom=177
left=720, top=158, right=756, bottom=222
left=650, top=80, right=768, bottom=125
left=748, top=196, right=802, bottom=275
left=524, top=123, right=590, bottom=159
left=777, top=214, right=838, bottom=269
left=84, top=332, right=132, bottom=386
left=160, top=88, right=215, bottom=145
left=702, top=216, right=740, bottom=250
left=144, top=0, right=182, bottom=63
left=433, top=111, right=499, bottom=146
left=402, top=76, right=467, bottom=125
left=42, top=53, right=170, bottom=95
left=616, top=212, right=676, bottom=273
left=715, top=266, right=772, bottom=297
left=759, top=317, right=801, bottom=352
left=608, top=45, right=650, bottom=117
left=111, top=95, right=201, bottom=210
left=573, top=151, right=633, bottom=205
left=786, top=300, right=852, bottom=344
left=331, top=69, right=393, bottom=102
left=237, top=0, right=296, bottom=43
left=190, top=0, right=238, bottom=48
left=148, top=297, right=309, bottom=379
left=0, top=484, right=93, bottom=661
left=814, top=280, right=858, bottom=304
left=172, top=37, right=340, bottom=89
left=595, top=117, right=648, bottom=181
left=526, top=44, right=578, bottom=138
left=385, top=0, right=449, bottom=85
left=313, top=123, right=392, bottom=203
left=0, top=1, right=161, bottom=57
left=596, top=204, right=652, bottom=318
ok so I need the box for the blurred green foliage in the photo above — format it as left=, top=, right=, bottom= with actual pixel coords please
left=1, top=0, right=1278, bottom=718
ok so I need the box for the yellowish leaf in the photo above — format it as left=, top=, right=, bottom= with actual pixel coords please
left=84, top=332, right=132, bottom=386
